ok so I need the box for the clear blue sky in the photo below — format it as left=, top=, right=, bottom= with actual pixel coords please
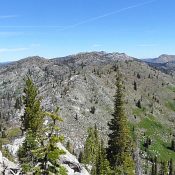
left=0, top=0, right=174, bottom=62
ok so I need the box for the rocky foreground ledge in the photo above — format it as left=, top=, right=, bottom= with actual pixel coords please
left=0, top=137, right=90, bottom=175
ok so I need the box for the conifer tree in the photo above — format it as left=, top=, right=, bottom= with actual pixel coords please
left=151, top=156, right=157, bottom=175
left=18, top=130, right=38, bottom=172
left=18, top=77, right=67, bottom=175
left=95, top=140, right=111, bottom=175
left=159, top=161, right=168, bottom=175
left=107, top=70, right=135, bottom=174
left=134, top=81, right=137, bottom=91
left=78, top=151, right=83, bottom=163
left=171, top=139, right=175, bottom=151
left=21, top=76, right=44, bottom=135
left=32, top=107, right=67, bottom=175
left=66, top=140, right=73, bottom=154
left=82, top=126, right=99, bottom=165
left=169, top=159, right=174, bottom=175
left=18, top=76, right=43, bottom=172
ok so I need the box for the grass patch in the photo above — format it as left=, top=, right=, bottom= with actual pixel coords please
left=138, top=115, right=174, bottom=161
left=165, top=100, right=175, bottom=111
left=147, top=138, right=175, bottom=161
left=167, top=85, right=175, bottom=92
left=6, top=127, right=21, bottom=140
left=1, top=147, right=14, bottom=162
left=0, top=127, right=21, bottom=150
left=138, top=115, right=163, bottom=136
left=133, top=107, right=146, bottom=116
left=0, top=138, right=10, bottom=146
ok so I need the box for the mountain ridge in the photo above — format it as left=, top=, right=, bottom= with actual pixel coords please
left=1, top=51, right=175, bottom=174
left=144, top=54, right=175, bottom=63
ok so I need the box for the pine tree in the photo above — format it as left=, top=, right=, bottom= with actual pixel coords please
left=78, top=151, right=83, bottom=163
left=134, top=81, right=137, bottom=91
left=18, top=77, right=67, bottom=175
left=95, top=140, right=111, bottom=175
left=159, top=161, right=168, bottom=175
left=107, top=70, right=135, bottom=174
left=151, top=156, right=157, bottom=175
left=32, top=107, right=66, bottom=174
left=82, top=126, right=99, bottom=165
left=171, top=139, right=175, bottom=151
left=21, top=76, right=44, bottom=135
left=18, top=130, right=38, bottom=173
left=66, top=140, right=73, bottom=154
left=169, top=159, right=174, bottom=175
left=18, top=76, right=44, bottom=172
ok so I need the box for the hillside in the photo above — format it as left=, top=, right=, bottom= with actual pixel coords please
left=1, top=51, right=175, bottom=173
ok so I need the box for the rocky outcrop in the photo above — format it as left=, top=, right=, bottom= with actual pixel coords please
left=3, top=137, right=90, bottom=175
left=0, top=151, right=20, bottom=175
left=5, top=137, right=25, bottom=157
left=58, top=143, right=90, bottom=175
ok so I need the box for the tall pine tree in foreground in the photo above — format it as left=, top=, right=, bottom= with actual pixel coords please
left=32, top=107, right=67, bottom=175
left=18, top=76, right=43, bottom=171
left=107, top=70, right=135, bottom=174
left=21, top=76, right=44, bottom=135
left=18, top=76, right=67, bottom=175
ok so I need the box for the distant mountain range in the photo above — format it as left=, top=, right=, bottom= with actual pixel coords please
left=144, top=54, right=175, bottom=63
left=0, top=61, right=13, bottom=67
left=143, top=54, right=175, bottom=75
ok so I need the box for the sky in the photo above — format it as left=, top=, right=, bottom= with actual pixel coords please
left=0, top=0, right=175, bottom=62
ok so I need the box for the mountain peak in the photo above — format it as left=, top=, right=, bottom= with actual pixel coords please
left=144, top=54, right=175, bottom=64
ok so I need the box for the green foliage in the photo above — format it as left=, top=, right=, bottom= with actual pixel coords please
left=18, top=77, right=67, bottom=175
left=95, top=140, right=111, bottom=175
left=165, top=100, right=175, bottom=112
left=83, top=125, right=111, bottom=175
left=169, top=159, right=174, bottom=175
left=66, top=140, right=73, bottom=154
left=151, top=156, right=158, bottom=175
left=139, top=116, right=175, bottom=161
left=32, top=108, right=66, bottom=174
left=167, top=85, right=175, bottom=92
left=78, top=151, right=83, bottom=163
left=82, top=126, right=99, bottom=165
left=159, top=161, right=168, bottom=175
left=21, top=76, right=44, bottom=134
left=171, top=139, right=175, bottom=151
left=107, top=70, right=135, bottom=174
left=0, top=138, right=10, bottom=147
left=58, top=166, right=68, bottom=175
left=6, top=127, right=21, bottom=140
left=2, top=147, right=14, bottom=162
left=18, top=130, right=38, bottom=171
left=132, top=107, right=146, bottom=117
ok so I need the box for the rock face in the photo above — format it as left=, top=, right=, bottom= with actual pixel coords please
left=0, top=151, right=20, bottom=175
left=58, top=143, right=90, bottom=175
left=5, top=137, right=25, bottom=157
left=3, top=137, right=90, bottom=175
